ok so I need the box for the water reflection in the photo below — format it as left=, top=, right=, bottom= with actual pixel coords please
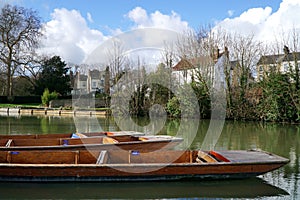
left=0, top=178, right=289, bottom=199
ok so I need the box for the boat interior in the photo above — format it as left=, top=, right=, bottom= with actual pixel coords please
left=0, top=137, right=121, bottom=147
left=0, top=150, right=230, bottom=165
left=0, top=135, right=151, bottom=147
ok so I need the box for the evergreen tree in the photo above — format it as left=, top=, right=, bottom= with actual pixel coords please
left=34, top=56, right=71, bottom=95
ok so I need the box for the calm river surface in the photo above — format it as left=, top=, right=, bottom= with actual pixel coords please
left=0, top=115, right=299, bottom=199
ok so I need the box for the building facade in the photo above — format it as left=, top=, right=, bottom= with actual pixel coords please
left=256, top=46, right=300, bottom=81
left=73, top=69, right=109, bottom=95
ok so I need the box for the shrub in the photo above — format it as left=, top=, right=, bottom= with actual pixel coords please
left=166, top=96, right=181, bottom=118
left=41, top=88, right=58, bottom=107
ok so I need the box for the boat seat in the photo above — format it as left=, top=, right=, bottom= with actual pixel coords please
left=5, top=139, right=12, bottom=147
left=196, top=151, right=218, bottom=163
left=138, top=137, right=148, bottom=141
left=96, top=150, right=108, bottom=164
left=102, top=137, right=119, bottom=144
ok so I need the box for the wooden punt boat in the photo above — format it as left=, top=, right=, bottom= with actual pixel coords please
left=0, top=131, right=144, bottom=139
left=0, top=149, right=289, bottom=182
left=0, top=131, right=183, bottom=151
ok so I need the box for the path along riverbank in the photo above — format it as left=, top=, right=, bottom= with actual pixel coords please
left=0, top=108, right=108, bottom=117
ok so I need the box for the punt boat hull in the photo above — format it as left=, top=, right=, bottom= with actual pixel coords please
left=0, top=149, right=289, bottom=182
left=0, top=132, right=183, bottom=151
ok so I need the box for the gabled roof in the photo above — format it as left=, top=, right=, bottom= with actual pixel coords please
left=172, top=56, right=212, bottom=71
left=280, top=52, right=300, bottom=62
left=257, top=54, right=283, bottom=65
left=257, top=52, right=300, bottom=65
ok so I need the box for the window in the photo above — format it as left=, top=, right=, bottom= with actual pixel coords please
left=81, top=81, right=86, bottom=88
left=183, top=70, right=187, bottom=79
left=283, top=63, right=289, bottom=72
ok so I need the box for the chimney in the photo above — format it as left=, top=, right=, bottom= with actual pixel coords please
left=224, top=46, right=229, bottom=58
left=213, top=47, right=220, bottom=63
left=283, top=45, right=290, bottom=55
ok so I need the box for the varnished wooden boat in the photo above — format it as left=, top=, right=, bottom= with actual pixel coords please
left=0, top=131, right=144, bottom=139
left=0, top=131, right=183, bottom=151
left=0, top=149, right=289, bottom=182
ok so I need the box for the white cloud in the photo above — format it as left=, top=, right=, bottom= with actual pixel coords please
left=127, top=7, right=148, bottom=25
left=87, top=12, right=93, bottom=23
left=85, top=28, right=182, bottom=67
left=214, top=0, right=300, bottom=43
left=39, top=6, right=190, bottom=66
left=126, top=6, right=190, bottom=33
left=39, top=8, right=106, bottom=64
left=227, top=10, right=234, bottom=17
left=239, top=7, right=272, bottom=25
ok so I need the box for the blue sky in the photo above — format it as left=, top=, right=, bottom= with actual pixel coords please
left=14, top=0, right=282, bottom=33
left=2, top=0, right=299, bottom=64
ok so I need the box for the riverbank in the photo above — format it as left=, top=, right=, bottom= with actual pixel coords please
left=0, top=107, right=109, bottom=117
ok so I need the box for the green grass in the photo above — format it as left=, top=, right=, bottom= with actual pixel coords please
left=0, top=103, right=41, bottom=108
left=0, top=104, right=110, bottom=111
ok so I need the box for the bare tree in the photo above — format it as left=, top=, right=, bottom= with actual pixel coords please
left=278, top=27, right=300, bottom=88
left=176, top=29, right=209, bottom=85
left=106, top=39, right=126, bottom=84
left=0, top=4, right=42, bottom=99
left=162, top=41, right=177, bottom=100
left=175, top=26, right=234, bottom=99
left=228, top=33, right=263, bottom=98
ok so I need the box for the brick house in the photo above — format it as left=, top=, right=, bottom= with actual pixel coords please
left=256, top=46, right=300, bottom=81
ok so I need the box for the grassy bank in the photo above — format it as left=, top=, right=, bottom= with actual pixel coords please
left=0, top=103, right=109, bottom=111
left=0, top=103, right=41, bottom=109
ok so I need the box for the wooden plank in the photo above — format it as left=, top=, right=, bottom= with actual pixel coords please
left=197, top=151, right=218, bottom=163
left=96, top=150, right=108, bottom=164
left=78, top=151, right=99, bottom=164
left=0, top=139, right=8, bottom=146
left=209, top=150, right=230, bottom=162
left=5, top=139, right=13, bottom=147
left=74, top=151, right=79, bottom=164
left=9, top=151, right=76, bottom=164
left=102, top=137, right=119, bottom=144
left=108, top=150, right=130, bottom=164
left=0, top=151, right=6, bottom=163
left=6, top=151, right=11, bottom=163
left=12, top=139, right=60, bottom=146
left=67, top=138, right=103, bottom=145
left=128, top=150, right=189, bottom=164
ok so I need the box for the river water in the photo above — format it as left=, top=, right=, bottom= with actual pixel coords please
left=0, top=115, right=299, bottom=199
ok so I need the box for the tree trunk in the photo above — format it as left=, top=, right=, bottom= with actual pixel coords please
left=6, top=63, right=13, bottom=99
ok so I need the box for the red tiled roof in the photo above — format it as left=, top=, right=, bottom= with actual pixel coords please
left=172, top=56, right=212, bottom=71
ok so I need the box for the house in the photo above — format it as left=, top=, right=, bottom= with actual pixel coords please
left=88, top=69, right=106, bottom=93
left=256, top=46, right=300, bottom=81
left=172, top=47, right=243, bottom=89
left=172, top=55, right=213, bottom=83
left=72, top=73, right=88, bottom=95
left=72, top=69, right=109, bottom=95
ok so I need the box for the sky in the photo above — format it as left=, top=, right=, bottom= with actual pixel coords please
left=2, top=0, right=300, bottom=65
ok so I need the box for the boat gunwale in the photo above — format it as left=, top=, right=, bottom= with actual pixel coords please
left=0, top=157, right=289, bottom=168
left=0, top=136, right=183, bottom=150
